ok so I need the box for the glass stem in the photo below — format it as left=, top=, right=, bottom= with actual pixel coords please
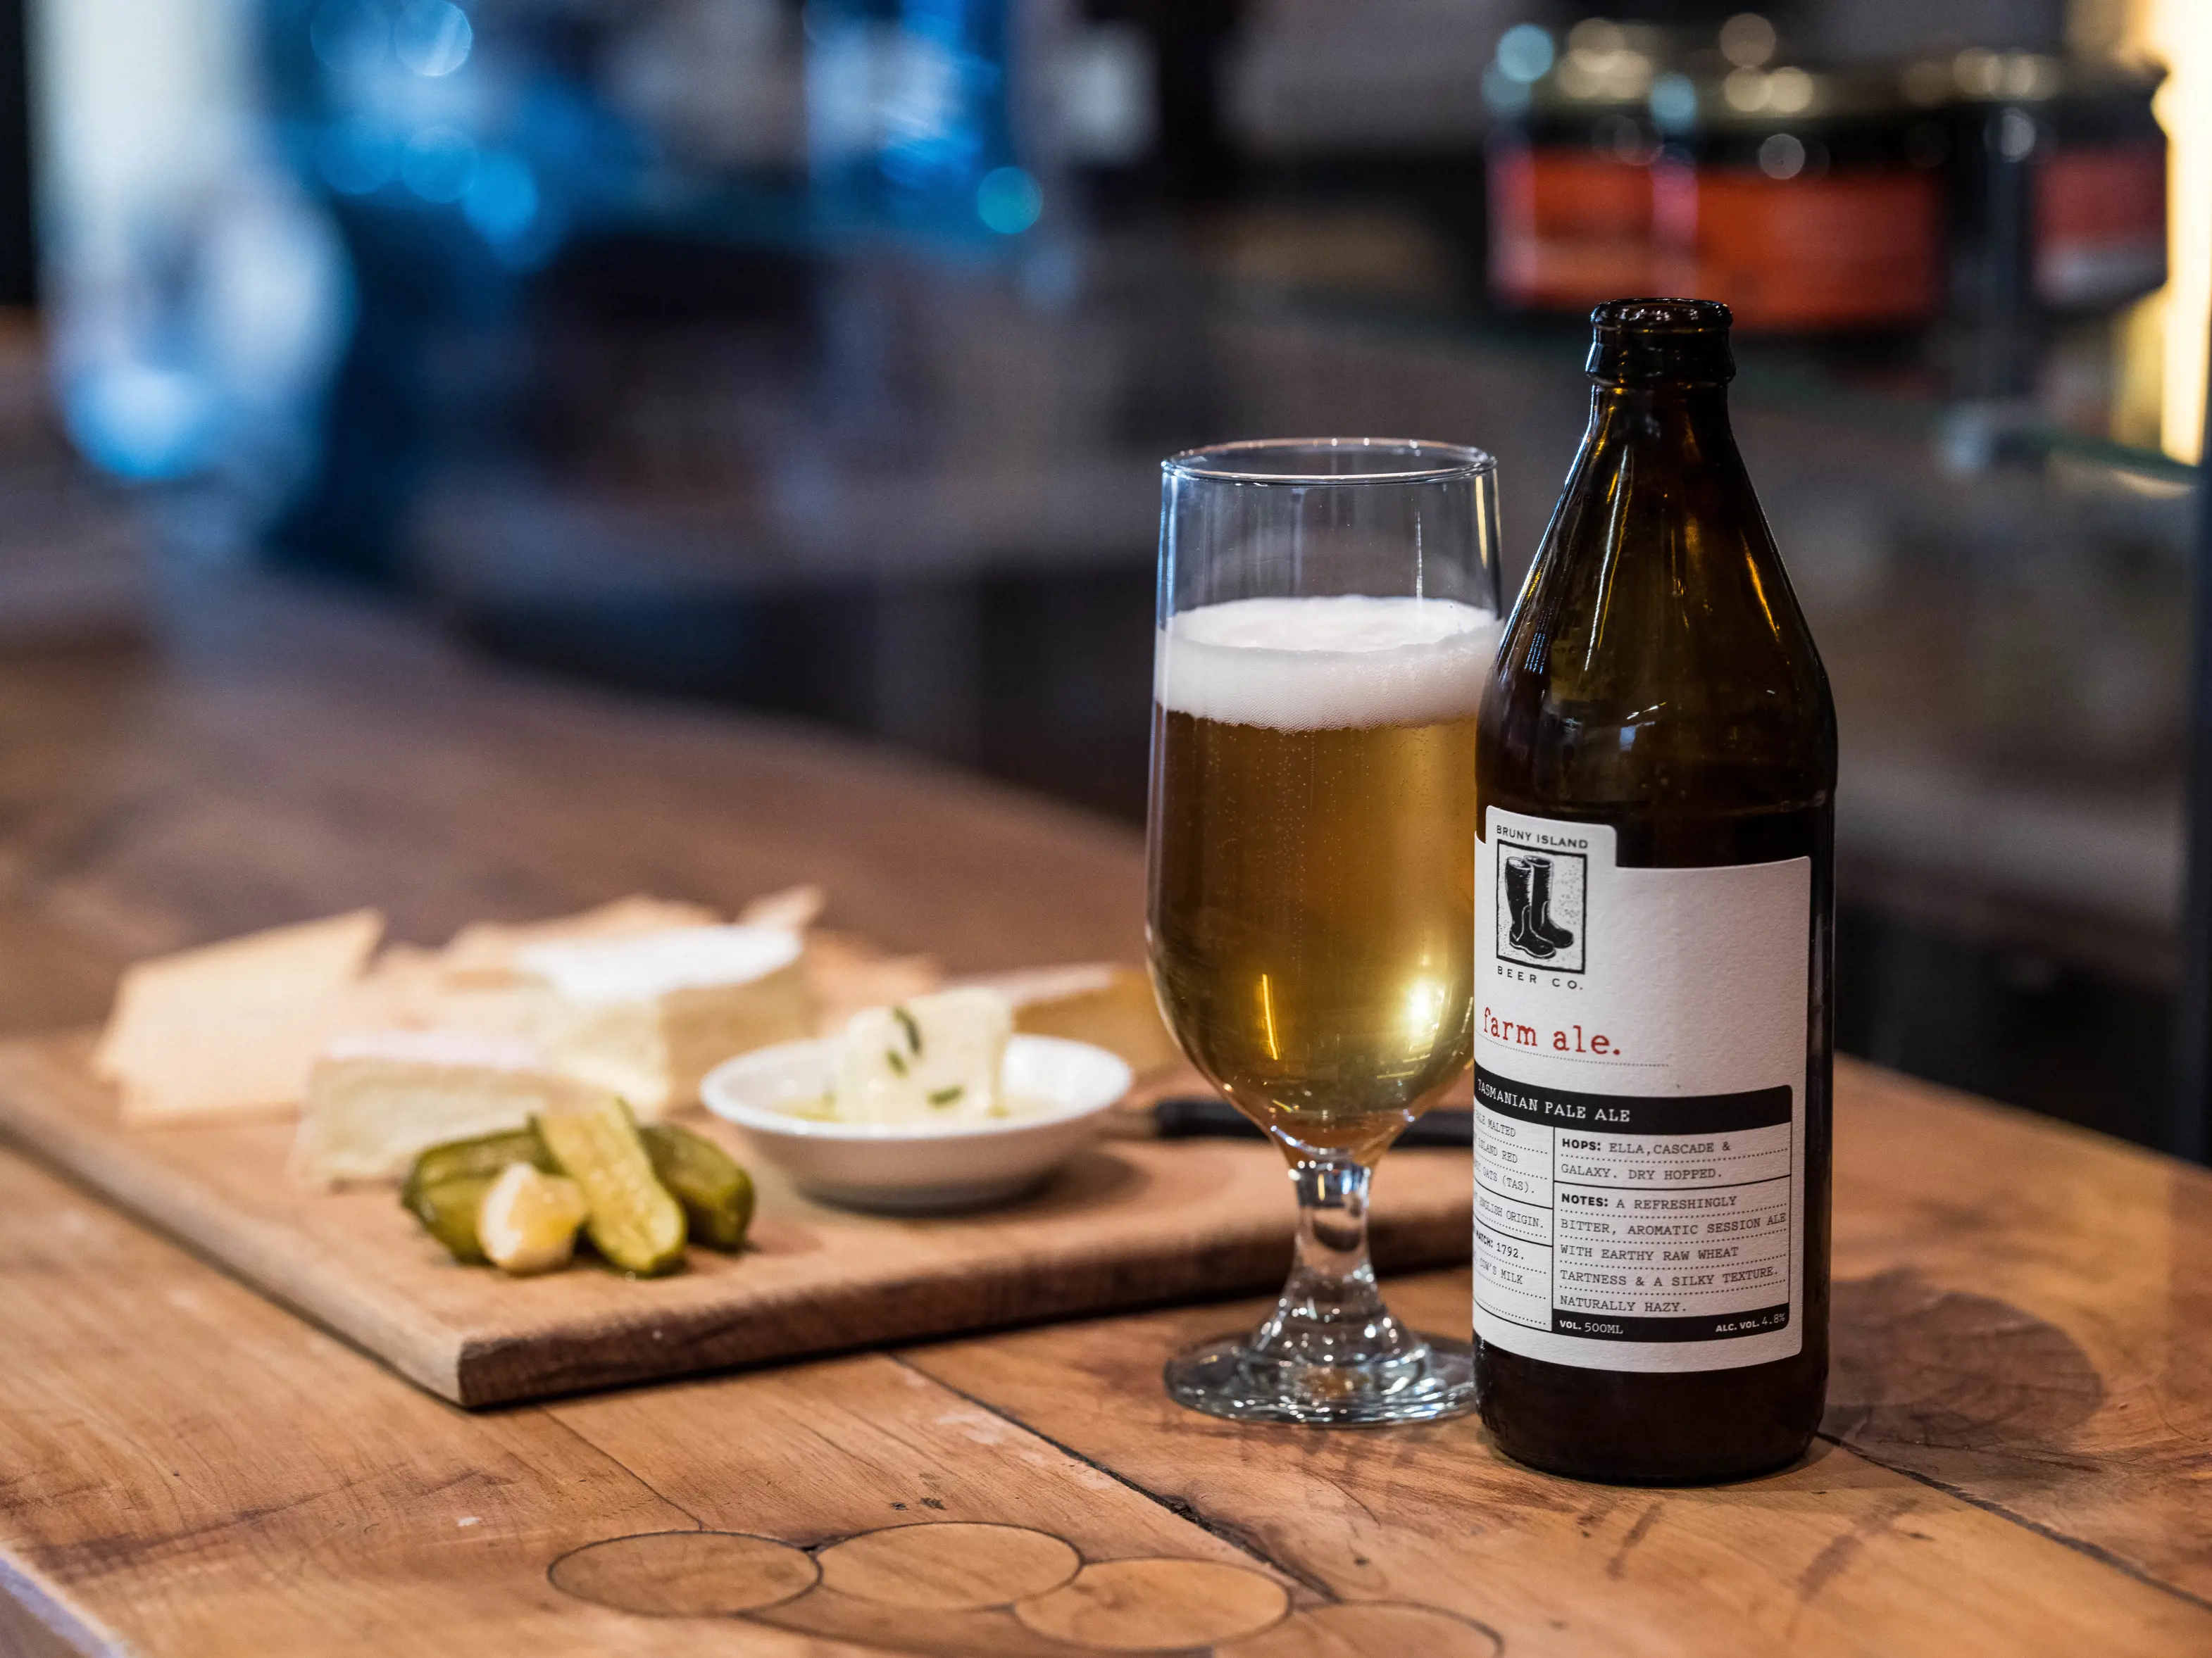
left=1248, top=1156, right=1422, bottom=1368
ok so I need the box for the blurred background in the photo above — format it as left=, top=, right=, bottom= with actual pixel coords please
left=1, top=0, right=2206, bottom=1153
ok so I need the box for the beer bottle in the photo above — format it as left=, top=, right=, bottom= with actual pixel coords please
left=1472, top=299, right=1835, bottom=1483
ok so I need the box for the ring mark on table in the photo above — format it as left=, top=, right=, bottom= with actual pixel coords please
left=818, top=1521, right=1081, bottom=1609
left=1219, top=1600, right=1503, bottom=1657
left=548, top=1523, right=1506, bottom=1655
left=547, top=1530, right=818, bottom=1616
left=1013, top=1557, right=1291, bottom=1650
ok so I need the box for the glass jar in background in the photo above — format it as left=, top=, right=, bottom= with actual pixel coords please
left=2025, top=63, right=2168, bottom=315
left=1482, top=18, right=1679, bottom=312
left=1647, top=61, right=1946, bottom=334
left=1937, top=49, right=2168, bottom=318
left=1892, top=49, right=2168, bottom=403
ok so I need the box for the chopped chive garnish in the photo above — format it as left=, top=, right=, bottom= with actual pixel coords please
left=885, top=1048, right=908, bottom=1076
left=892, top=1005, right=923, bottom=1055
left=928, top=1084, right=963, bottom=1107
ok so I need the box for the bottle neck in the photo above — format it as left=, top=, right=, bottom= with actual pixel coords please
left=1584, top=379, right=1737, bottom=460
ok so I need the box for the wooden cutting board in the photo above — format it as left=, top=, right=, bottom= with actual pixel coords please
left=0, top=1033, right=1473, bottom=1407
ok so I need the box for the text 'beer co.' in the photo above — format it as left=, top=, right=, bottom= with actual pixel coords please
left=1473, top=299, right=1837, bottom=1484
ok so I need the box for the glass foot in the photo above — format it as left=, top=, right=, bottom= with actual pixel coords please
left=1165, top=1330, right=1477, bottom=1426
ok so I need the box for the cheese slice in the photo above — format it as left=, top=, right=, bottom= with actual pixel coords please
left=955, top=963, right=1182, bottom=1075
left=832, top=987, right=1013, bottom=1124
left=518, top=925, right=813, bottom=1117
left=440, top=896, right=723, bottom=987
left=97, top=910, right=385, bottom=1123
left=292, top=1029, right=564, bottom=1185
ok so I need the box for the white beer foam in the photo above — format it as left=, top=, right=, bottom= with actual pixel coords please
left=1156, top=596, right=1500, bottom=731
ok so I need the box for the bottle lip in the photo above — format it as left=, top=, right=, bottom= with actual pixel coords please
left=1587, top=298, right=1736, bottom=384
left=1163, top=437, right=1497, bottom=486
left=1591, top=298, right=1732, bottom=334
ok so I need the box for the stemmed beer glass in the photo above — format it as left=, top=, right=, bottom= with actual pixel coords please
left=1148, top=438, right=1504, bottom=1424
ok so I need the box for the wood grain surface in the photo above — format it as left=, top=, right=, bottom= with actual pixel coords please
left=900, top=1060, right=2212, bottom=1641
left=0, top=576, right=1148, bottom=1019
left=1826, top=1064, right=2212, bottom=1601
left=4, top=1062, right=2209, bottom=1657
left=0, top=1031, right=1467, bottom=1405
left=0, top=579, right=2206, bottom=1655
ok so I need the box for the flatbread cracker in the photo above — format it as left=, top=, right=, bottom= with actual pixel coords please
left=96, top=910, right=385, bottom=1122
left=804, top=931, right=942, bottom=1036
left=737, top=884, right=827, bottom=931
left=953, top=962, right=1183, bottom=1075
left=350, top=944, right=536, bottom=1040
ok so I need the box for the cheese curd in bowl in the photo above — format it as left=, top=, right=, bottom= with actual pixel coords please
left=701, top=988, right=1131, bottom=1212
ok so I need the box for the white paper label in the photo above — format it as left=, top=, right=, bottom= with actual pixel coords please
left=1472, top=808, right=1810, bottom=1372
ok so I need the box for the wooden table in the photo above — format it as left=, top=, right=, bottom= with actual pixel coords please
left=0, top=579, right=2206, bottom=1657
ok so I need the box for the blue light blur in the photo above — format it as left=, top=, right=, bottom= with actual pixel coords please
left=393, top=0, right=472, bottom=77
left=975, top=165, right=1039, bottom=234
left=308, top=0, right=388, bottom=75
left=318, top=116, right=398, bottom=195
left=1650, top=72, right=1699, bottom=134
left=463, top=150, right=539, bottom=243
left=401, top=126, right=477, bottom=203
left=1495, top=24, right=1554, bottom=85
left=806, top=0, right=1026, bottom=244
left=63, top=363, right=220, bottom=481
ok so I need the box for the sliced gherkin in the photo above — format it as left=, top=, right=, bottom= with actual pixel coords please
left=401, top=1128, right=551, bottom=1217
left=534, top=1093, right=686, bottom=1277
left=639, top=1122, right=755, bottom=1252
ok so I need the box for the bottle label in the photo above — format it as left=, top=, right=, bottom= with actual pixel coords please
left=1472, top=808, right=1810, bottom=1372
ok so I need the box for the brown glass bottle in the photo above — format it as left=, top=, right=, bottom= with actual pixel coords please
left=1473, top=299, right=1835, bottom=1483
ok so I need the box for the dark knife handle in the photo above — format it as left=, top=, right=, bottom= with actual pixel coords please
left=1151, top=1097, right=1473, bottom=1148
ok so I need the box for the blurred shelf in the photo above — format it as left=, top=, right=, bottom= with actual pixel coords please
left=389, top=242, right=2197, bottom=1141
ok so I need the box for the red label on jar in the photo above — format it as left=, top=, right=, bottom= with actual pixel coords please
left=1653, top=162, right=1941, bottom=331
left=1489, top=146, right=1654, bottom=308
left=2035, top=142, right=2167, bottom=308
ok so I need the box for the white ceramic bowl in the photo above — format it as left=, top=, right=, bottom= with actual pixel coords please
left=699, top=1035, right=1133, bottom=1214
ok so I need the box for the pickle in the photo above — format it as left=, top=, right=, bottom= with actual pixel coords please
left=401, top=1129, right=552, bottom=1216
left=640, top=1123, right=755, bottom=1252
left=405, top=1174, right=497, bottom=1264
left=534, top=1093, right=687, bottom=1277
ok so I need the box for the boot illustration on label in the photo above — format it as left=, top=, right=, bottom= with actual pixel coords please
left=1504, top=854, right=1577, bottom=961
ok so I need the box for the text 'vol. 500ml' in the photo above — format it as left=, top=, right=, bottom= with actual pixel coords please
left=1473, top=299, right=1837, bottom=1484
